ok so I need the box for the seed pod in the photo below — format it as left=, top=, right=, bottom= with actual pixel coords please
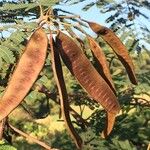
left=87, top=36, right=116, bottom=94
left=56, top=31, right=121, bottom=137
left=102, top=112, right=116, bottom=138
left=50, top=34, right=82, bottom=149
left=64, top=26, right=85, bottom=50
left=0, top=118, right=6, bottom=139
left=0, top=28, right=48, bottom=121
left=88, top=21, right=138, bottom=85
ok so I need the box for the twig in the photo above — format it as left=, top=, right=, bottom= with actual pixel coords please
left=51, top=18, right=73, bottom=27
left=57, top=15, right=80, bottom=19
left=81, top=105, right=86, bottom=117
left=20, top=103, right=34, bottom=117
left=8, top=123, right=53, bottom=150
left=35, top=84, right=89, bottom=127
left=54, top=8, right=77, bottom=16
left=63, top=25, right=85, bottom=50
left=69, top=107, right=89, bottom=127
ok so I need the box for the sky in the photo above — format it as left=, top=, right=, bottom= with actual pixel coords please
left=0, top=0, right=150, bottom=49
left=54, top=0, right=150, bottom=49
left=55, top=0, right=109, bottom=24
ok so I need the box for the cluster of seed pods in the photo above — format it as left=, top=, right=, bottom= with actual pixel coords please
left=0, top=19, right=137, bottom=149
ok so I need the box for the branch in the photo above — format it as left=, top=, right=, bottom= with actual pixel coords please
left=34, top=84, right=89, bottom=127
left=69, top=107, right=89, bottom=127
left=8, top=123, right=57, bottom=150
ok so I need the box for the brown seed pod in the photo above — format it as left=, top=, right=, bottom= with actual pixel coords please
left=0, top=28, right=48, bottom=121
left=56, top=31, right=121, bottom=137
left=87, top=36, right=116, bottom=94
left=87, top=21, right=138, bottom=85
left=64, top=26, right=85, bottom=50
left=0, top=118, right=6, bottom=139
left=50, top=34, right=82, bottom=149
left=101, top=112, right=116, bottom=138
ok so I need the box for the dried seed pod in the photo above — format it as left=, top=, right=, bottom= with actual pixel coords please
left=102, top=112, right=116, bottom=138
left=64, top=26, right=85, bottom=50
left=50, top=34, right=82, bottom=149
left=0, top=118, right=6, bottom=139
left=56, top=31, right=120, bottom=137
left=88, top=21, right=138, bottom=85
left=87, top=36, right=116, bottom=94
left=0, top=28, right=48, bottom=121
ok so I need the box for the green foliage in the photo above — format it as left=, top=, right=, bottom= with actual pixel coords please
left=0, top=45, right=15, bottom=64
left=51, top=130, right=76, bottom=150
left=0, top=145, right=17, bottom=150
left=0, top=140, right=16, bottom=150
left=1, top=0, right=58, bottom=11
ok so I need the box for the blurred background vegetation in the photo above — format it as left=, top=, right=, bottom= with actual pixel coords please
left=0, top=0, right=150, bottom=150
